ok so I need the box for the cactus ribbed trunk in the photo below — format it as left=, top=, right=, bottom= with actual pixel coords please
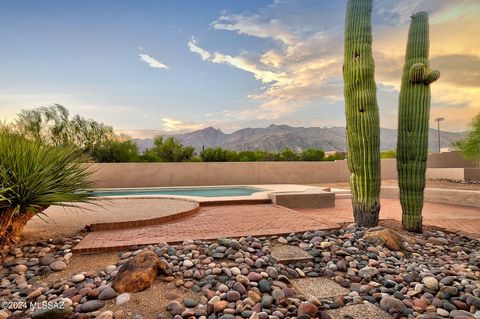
left=397, top=12, right=440, bottom=232
left=343, top=0, right=381, bottom=227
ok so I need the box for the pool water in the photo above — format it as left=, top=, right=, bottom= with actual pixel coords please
left=91, top=186, right=265, bottom=197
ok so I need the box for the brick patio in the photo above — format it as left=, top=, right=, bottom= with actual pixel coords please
left=73, top=204, right=340, bottom=253
left=73, top=199, right=480, bottom=253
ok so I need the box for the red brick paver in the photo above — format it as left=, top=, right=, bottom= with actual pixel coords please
left=299, top=199, right=480, bottom=240
left=73, top=204, right=339, bottom=253
left=73, top=199, right=480, bottom=253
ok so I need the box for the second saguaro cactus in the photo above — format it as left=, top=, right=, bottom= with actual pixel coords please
left=397, top=12, right=440, bottom=232
left=343, top=0, right=381, bottom=226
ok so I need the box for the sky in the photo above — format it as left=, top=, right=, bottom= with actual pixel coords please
left=1, top=0, right=479, bottom=136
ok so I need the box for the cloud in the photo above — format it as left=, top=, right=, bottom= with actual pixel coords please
left=189, top=39, right=282, bottom=84
left=161, top=118, right=205, bottom=131
left=185, top=0, right=480, bottom=130
left=213, top=14, right=297, bottom=45
left=188, top=37, right=211, bottom=60
left=430, top=55, right=480, bottom=88
left=189, top=4, right=345, bottom=120
left=138, top=53, right=169, bottom=69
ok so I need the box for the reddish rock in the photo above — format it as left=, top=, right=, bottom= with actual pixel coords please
left=70, top=294, right=82, bottom=304
left=298, top=302, right=318, bottom=317
left=247, top=272, right=263, bottom=282
left=78, top=288, right=92, bottom=296
left=88, top=288, right=101, bottom=299
left=252, top=303, right=262, bottom=313
left=112, top=250, right=168, bottom=293
left=452, top=300, right=469, bottom=310
left=413, top=298, right=428, bottom=310
left=363, top=227, right=413, bottom=251
left=214, top=300, right=229, bottom=313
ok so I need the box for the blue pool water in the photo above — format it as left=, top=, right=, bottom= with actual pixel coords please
left=91, top=186, right=265, bottom=197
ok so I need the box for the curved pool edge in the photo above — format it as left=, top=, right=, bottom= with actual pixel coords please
left=87, top=198, right=200, bottom=232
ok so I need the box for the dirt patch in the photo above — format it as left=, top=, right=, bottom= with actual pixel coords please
left=326, top=303, right=392, bottom=319
left=102, top=280, right=201, bottom=319
left=43, top=252, right=119, bottom=284
left=292, top=277, right=349, bottom=299
left=270, top=244, right=313, bottom=263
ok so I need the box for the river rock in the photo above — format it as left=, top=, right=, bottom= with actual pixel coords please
left=98, top=287, right=117, bottom=300
left=380, top=296, right=405, bottom=312
left=49, top=261, right=67, bottom=271
left=116, top=293, right=131, bottom=306
left=423, top=277, right=439, bottom=291
left=80, top=300, right=105, bottom=313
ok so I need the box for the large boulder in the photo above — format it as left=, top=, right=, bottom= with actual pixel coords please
left=363, top=227, right=413, bottom=251
left=112, top=250, right=167, bottom=293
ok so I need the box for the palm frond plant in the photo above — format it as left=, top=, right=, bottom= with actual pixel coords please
left=0, top=126, right=95, bottom=247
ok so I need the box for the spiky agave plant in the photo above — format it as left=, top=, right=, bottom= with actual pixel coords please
left=397, top=12, right=440, bottom=232
left=0, top=127, right=95, bottom=246
left=343, top=0, right=381, bottom=226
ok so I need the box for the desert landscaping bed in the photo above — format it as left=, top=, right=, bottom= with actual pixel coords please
left=0, top=222, right=479, bottom=319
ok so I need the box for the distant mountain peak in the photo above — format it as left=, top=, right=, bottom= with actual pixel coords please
left=133, top=124, right=465, bottom=153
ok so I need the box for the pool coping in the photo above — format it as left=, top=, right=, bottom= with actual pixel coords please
left=90, top=184, right=331, bottom=203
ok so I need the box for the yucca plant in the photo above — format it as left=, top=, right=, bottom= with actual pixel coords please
left=0, top=127, right=94, bottom=246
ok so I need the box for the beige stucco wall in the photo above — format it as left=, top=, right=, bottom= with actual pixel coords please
left=426, top=168, right=466, bottom=181
left=87, top=154, right=480, bottom=188
left=465, top=168, right=480, bottom=182
left=427, top=151, right=476, bottom=168
left=87, top=159, right=398, bottom=188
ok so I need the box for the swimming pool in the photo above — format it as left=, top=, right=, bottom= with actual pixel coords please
left=90, top=186, right=266, bottom=197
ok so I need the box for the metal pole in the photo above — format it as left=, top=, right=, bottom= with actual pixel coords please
left=437, top=120, right=441, bottom=152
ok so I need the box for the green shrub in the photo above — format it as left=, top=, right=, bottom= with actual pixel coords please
left=0, top=127, right=94, bottom=245
left=454, top=112, right=480, bottom=167
left=142, top=136, right=196, bottom=162
left=380, top=150, right=396, bottom=158
left=278, top=148, right=299, bottom=161
left=91, top=139, right=140, bottom=162
left=200, top=147, right=229, bottom=162
left=300, top=149, right=325, bottom=161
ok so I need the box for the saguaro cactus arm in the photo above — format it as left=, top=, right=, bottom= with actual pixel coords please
left=409, top=63, right=426, bottom=83
left=409, top=63, right=440, bottom=84
left=425, top=69, right=440, bottom=84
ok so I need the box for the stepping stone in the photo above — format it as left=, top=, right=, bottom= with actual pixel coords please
left=326, top=303, right=392, bottom=319
left=291, top=277, right=349, bottom=299
left=270, top=244, right=313, bottom=264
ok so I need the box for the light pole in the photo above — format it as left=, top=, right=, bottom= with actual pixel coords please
left=434, top=117, right=444, bottom=152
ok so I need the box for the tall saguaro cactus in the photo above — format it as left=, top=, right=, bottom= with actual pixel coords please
left=397, top=12, right=440, bottom=232
left=343, top=0, right=381, bottom=227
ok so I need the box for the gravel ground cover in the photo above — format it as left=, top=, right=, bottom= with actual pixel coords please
left=0, top=222, right=479, bottom=319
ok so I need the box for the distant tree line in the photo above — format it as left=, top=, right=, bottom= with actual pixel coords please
left=134, top=136, right=344, bottom=162
left=9, top=105, right=346, bottom=163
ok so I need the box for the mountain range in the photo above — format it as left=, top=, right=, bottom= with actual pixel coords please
left=133, top=125, right=466, bottom=153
